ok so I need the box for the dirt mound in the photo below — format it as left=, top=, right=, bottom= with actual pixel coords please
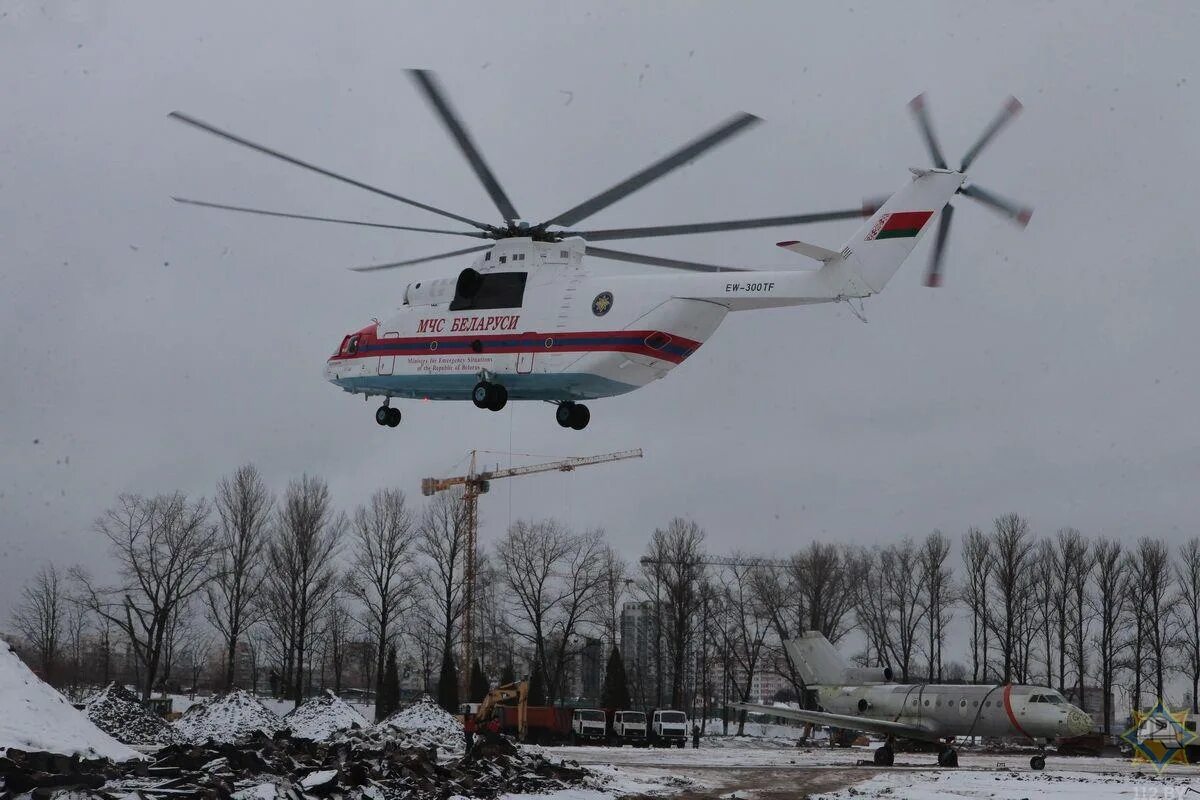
left=173, top=690, right=283, bottom=744
left=376, top=694, right=463, bottom=750
left=83, top=683, right=183, bottom=746
left=284, top=690, right=369, bottom=741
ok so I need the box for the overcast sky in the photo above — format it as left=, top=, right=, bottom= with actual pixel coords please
left=2, top=1, right=1198, bottom=620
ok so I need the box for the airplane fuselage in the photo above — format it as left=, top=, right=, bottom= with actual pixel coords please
left=815, top=682, right=1093, bottom=742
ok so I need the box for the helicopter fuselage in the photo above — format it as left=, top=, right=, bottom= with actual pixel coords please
left=323, top=235, right=857, bottom=403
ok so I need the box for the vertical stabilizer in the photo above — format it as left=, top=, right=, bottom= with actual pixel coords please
left=821, top=169, right=964, bottom=295
left=783, top=632, right=850, bottom=686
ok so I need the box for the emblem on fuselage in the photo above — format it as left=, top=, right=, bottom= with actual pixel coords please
left=592, top=291, right=613, bottom=316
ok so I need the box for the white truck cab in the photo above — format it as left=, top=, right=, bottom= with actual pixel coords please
left=651, top=709, right=688, bottom=748
left=612, top=710, right=647, bottom=745
left=571, top=708, right=607, bottom=744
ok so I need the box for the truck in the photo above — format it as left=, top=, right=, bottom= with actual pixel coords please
left=651, top=709, right=689, bottom=747
left=570, top=708, right=607, bottom=744
left=611, top=710, right=647, bottom=745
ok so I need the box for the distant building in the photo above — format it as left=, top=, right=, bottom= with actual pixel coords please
left=620, top=601, right=660, bottom=707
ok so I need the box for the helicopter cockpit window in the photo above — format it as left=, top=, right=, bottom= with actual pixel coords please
left=449, top=271, right=527, bottom=311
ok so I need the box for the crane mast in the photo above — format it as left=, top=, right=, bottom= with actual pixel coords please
left=422, top=447, right=642, bottom=694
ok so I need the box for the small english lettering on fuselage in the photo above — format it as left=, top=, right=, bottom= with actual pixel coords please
left=416, top=315, right=521, bottom=334
left=725, top=282, right=775, bottom=293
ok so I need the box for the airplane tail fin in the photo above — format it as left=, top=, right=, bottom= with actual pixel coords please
left=819, top=169, right=964, bottom=295
left=784, top=632, right=893, bottom=686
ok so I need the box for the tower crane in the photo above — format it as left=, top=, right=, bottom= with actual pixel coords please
left=421, top=448, right=643, bottom=692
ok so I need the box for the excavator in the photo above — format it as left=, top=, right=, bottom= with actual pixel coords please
left=472, top=680, right=530, bottom=741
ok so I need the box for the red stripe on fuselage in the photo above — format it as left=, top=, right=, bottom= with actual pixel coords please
left=1001, top=684, right=1033, bottom=740
left=328, top=329, right=702, bottom=366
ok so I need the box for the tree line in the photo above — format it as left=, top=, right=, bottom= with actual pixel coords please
left=7, top=473, right=1195, bottom=736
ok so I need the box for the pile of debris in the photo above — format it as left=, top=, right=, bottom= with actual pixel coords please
left=84, top=683, right=183, bottom=746
left=284, top=690, right=369, bottom=742
left=1, top=730, right=592, bottom=799
left=173, top=689, right=284, bottom=744
left=377, top=694, right=464, bottom=750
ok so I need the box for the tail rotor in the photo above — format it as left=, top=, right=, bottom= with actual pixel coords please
left=892, top=93, right=1033, bottom=287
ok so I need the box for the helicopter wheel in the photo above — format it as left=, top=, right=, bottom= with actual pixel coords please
left=486, top=384, right=508, bottom=411
left=556, top=402, right=590, bottom=430
left=386, top=407, right=401, bottom=427
left=472, top=381, right=492, bottom=409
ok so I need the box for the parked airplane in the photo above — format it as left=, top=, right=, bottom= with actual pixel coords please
left=732, top=632, right=1092, bottom=770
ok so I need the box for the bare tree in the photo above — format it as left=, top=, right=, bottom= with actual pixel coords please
left=717, top=561, right=771, bottom=734
left=1090, top=539, right=1125, bottom=733
left=415, top=489, right=468, bottom=685
left=591, top=545, right=628, bottom=648
left=73, top=493, right=217, bottom=700
left=321, top=590, right=353, bottom=694
left=642, top=518, right=707, bottom=708
left=1059, top=529, right=1093, bottom=706
left=497, top=520, right=606, bottom=703
left=960, top=527, right=992, bottom=682
left=10, top=564, right=66, bottom=682
left=987, top=513, right=1036, bottom=683
left=1175, top=538, right=1200, bottom=713
left=918, top=531, right=953, bottom=682
left=1135, top=538, right=1172, bottom=703
left=1032, top=539, right=1057, bottom=685
left=854, top=540, right=925, bottom=680
left=267, top=475, right=345, bottom=707
left=205, top=464, right=272, bottom=690
left=792, top=542, right=856, bottom=644
left=348, top=487, right=417, bottom=720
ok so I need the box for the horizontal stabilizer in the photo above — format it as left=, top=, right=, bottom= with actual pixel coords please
left=776, top=239, right=841, bottom=263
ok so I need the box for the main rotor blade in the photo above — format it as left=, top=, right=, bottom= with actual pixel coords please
left=585, top=246, right=748, bottom=273
left=959, top=183, right=1033, bottom=227
left=566, top=209, right=866, bottom=242
left=543, top=112, right=762, bottom=228
left=959, top=96, right=1022, bottom=171
left=172, top=197, right=490, bottom=238
left=923, top=204, right=954, bottom=288
left=409, top=70, right=520, bottom=222
left=908, top=94, right=948, bottom=170
left=169, top=111, right=492, bottom=231
left=350, top=244, right=491, bottom=273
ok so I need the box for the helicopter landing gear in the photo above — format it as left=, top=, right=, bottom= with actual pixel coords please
left=472, top=381, right=507, bottom=411
left=936, top=746, right=959, bottom=768
left=375, top=404, right=401, bottom=427
left=555, top=402, right=590, bottom=430
left=1030, top=753, right=1046, bottom=771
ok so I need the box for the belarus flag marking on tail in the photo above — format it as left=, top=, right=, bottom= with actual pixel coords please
left=865, top=210, right=934, bottom=241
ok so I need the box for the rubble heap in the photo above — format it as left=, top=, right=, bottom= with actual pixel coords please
left=0, top=730, right=591, bottom=799
left=84, top=683, right=183, bottom=746
left=284, top=690, right=369, bottom=742
left=377, top=694, right=463, bottom=750
left=174, top=690, right=284, bottom=745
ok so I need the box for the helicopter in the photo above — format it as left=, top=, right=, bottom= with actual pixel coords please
left=172, top=73, right=1030, bottom=430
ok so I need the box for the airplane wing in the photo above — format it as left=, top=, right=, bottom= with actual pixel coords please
left=730, top=702, right=938, bottom=742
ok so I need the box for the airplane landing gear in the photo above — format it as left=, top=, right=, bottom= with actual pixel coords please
left=375, top=404, right=401, bottom=427
left=472, top=381, right=508, bottom=411
left=555, top=402, right=590, bottom=430
left=1030, top=754, right=1046, bottom=771
left=936, top=747, right=958, bottom=768
left=873, top=743, right=894, bottom=766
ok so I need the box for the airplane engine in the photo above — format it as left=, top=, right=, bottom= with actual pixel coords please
left=844, top=667, right=894, bottom=684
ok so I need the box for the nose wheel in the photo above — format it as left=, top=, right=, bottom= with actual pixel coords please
left=375, top=405, right=401, bottom=427
left=1030, top=754, right=1045, bottom=771
left=556, top=402, right=590, bottom=430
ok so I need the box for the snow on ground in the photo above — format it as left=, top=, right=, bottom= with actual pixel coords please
left=377, top=694, right=464, bottom=750
left=173, top=689, right=284, bottom=744
left=812, top=768, right=1200, bottom=799
left=0, top=641, right=142, bottom=761
left=284, top=690, right=370, bottom=741
left=83, top=683, right=183, bottom=746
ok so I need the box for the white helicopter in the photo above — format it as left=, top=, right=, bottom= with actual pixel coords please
left=172, top=74, right=1030, bottom=430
